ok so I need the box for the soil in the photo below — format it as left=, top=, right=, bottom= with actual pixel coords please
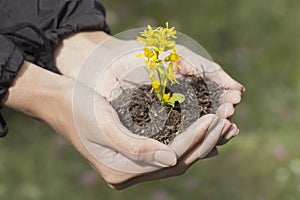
left=110, top=75, right=224, bottom=144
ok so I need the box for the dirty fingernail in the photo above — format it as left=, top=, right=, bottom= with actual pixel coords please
left=154, top=149, right=177, bottom=167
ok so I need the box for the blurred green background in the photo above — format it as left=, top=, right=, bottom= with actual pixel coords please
left=1, top=0, right=300, bottom=199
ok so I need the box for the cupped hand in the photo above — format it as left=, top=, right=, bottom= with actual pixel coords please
left=70, top=81, right=233, bottom=185
left=68, top=85, right=234, bottom=189
left=176, top=45, right=245, bottom=145
left=54, top=32, right=244, bottom=189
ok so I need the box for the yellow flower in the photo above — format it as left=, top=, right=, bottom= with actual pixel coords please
left=137, top=22, right=177, bottom=52
left=149, top=61, right=158, bottom=70
left=169, top=52, right=180, bottom=62
left=144, top=48, right=154, bottom=58
left=151, top=79, right=160, bottom=92
left=163, top=93, right=171, bottom=102
left=166, top=71, right=176, bottom=83
left=146, top=38, right=157, bottom=47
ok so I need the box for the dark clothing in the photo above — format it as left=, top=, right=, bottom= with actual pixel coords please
left=0, top=0, right=110, bottom=137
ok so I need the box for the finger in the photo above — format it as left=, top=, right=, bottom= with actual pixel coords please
left=184, top=119, right=231, bottom=165
left=176, top=46, right=245, bottom=92
left=97, top=50, right=147, bottom=100
left=95, top=98, right=177, bottom=168
left=217, top=123, right=239, bottom=145
left=177, top=58, right=198, bottom=76
left=169, top=114, right=218, bottom=158
left=197, top=118, right=229, bottom=159
left=216, top=103, right=235, bottom=118
left=210, top=67, right=245, bottom=91
left=200, top=147, right=219, bottom=160
left=220, top=90, right=242, bottom=105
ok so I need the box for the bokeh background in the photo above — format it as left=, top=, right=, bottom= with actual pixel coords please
left=1, top=0, right=300, bottom=199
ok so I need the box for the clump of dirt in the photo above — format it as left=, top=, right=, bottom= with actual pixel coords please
left=111, top=75, right=223, bottom=144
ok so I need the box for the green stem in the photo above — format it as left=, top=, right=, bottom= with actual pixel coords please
left=156, top=64, right=166, bottom=104
left=156, top=70, right=163, bottom=101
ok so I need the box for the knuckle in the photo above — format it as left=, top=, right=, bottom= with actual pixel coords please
left=130, top=142, right=145, bottom=155
left=131, top=139, right=153, bottom=155
left=126, top=142, right=149, bottom=162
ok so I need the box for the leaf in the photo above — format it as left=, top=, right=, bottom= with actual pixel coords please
left=172, top=93, right=185, bottom=103
left=167, top=93, right=185, bottom=107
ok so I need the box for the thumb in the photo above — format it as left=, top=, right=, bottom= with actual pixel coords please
left=72, top=83, right=177, bottom=168
left=103, top=125, right=177, bottom=168
left=96, top=99, right=177, bottom=168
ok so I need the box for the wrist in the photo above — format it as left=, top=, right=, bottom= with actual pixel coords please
left=2, top=62, right=73, bottom=122
left=54, top=31, right=112, bottom=77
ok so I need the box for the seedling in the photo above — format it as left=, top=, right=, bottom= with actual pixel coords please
left=137, top=22, right=185, bottom=107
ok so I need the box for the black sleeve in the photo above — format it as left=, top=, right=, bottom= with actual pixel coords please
left=0, top=0, right=110, bottom=73
left=0, top=0, right=110, bottom=137
left=0, top=34, right=24, bottom=137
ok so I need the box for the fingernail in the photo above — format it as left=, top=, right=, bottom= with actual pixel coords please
left=235, top=128, right=240, bottom=136
left=154, top=149, right=177, bottom=167
left=242, top=86, right=246, bottom=92
left=232, top=94, right=241, bottom=103
left=225, top=106, right=234, bottom=116
left=227, top=124, right=239, bottom=138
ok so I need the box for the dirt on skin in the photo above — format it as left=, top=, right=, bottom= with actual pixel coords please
left=111, top=75, right=224, bottom=144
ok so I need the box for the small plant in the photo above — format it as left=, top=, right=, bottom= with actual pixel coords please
left=137, top=22, right=185, bottom=107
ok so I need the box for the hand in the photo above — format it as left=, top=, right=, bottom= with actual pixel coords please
left=86, top=39, right=243, bottom=147
left=3, top=61, right=237, bottom=190
left=176, top=45, right=245, bottom=145
left=72, top=85, right=233, bottom=189
left=54, top=31, right=244, bottom=189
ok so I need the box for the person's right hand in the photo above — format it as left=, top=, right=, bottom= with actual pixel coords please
left=54, top=83, right=234, bottom=189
